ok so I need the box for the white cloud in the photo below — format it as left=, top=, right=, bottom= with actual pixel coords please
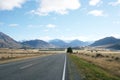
left=9, top=24, right=19, bottom=27
left=27, top=24, right=56, bottom=29
left=88, top=10, right=106, bottom=16
left=89, top=0, right=101, bottom=6
left=38, top=36, right=54, bottom=41
left=30, top=0, right=81, bottom=16
left=109, top=0, right=120, bottom=6
left=46, top=24, right=56, bottom=28
left=0, top=0, right=27, bottom=10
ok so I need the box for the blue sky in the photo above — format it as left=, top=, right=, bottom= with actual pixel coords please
left=0, top=0, right=120, bottom=41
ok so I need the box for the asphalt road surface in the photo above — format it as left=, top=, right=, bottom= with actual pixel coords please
left=0, top=53, right=66, bottom=80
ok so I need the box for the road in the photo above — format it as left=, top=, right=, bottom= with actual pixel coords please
left=0, top=53, right=66, bottom=80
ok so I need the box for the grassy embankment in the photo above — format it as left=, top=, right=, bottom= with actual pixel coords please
left=69, top=54, right=120, bottom=80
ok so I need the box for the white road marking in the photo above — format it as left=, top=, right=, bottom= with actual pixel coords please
left=20, top=64, right=33, bottom=69
left=62, top=54, right=66, bottom=80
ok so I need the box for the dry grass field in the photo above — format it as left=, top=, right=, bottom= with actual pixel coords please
left=73, top=48, right=120, bottom=77
left=0, top=48, right=64, bottom=64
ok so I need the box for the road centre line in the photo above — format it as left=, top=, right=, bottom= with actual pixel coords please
left=62, top=54, right=66, bottom=80
left=20, top=64, right=33, bottom=69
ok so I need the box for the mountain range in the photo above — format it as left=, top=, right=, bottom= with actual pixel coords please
left=90, top=37, right=120, bottom=50
left=0, top=32, right=90, bottom=48
left=0, top=32, right=120, bottom=50
left=49, top=39, right=90, bottom=48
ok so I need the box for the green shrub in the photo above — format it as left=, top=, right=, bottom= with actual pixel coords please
left=67, top=47, right=73, bottom=53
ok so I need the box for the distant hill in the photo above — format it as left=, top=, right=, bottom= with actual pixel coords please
left=91, top=36, right=120, bottom=50
left=68, top=39, right=90, bottom=47
left=91, top=37, right=120, bottom=46
left=49, top=39, right=68, bottom=48
left=49, top=39, right=91, bottom=48
left=0, top=32, right=22, bottom=48
left=21, top=40, right=55, bottom=48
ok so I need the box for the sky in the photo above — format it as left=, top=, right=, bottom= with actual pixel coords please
left=0, top=0, right=120, bottom=41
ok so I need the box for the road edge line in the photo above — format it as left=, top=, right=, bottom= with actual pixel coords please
left=62, top=53, right=66, bottom=80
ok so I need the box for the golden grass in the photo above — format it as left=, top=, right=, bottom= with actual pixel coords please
left=0, top=48, right=62, bottom=64
left=69, top=54, right=120, bottom=80
left=73, top=49, right=120, bottom=77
